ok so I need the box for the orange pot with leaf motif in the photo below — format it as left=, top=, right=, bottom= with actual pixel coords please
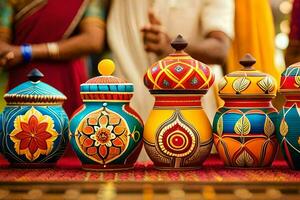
left=213, top=54, right=278, bottom=168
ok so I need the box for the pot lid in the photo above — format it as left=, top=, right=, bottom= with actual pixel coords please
left=143, top=35, right=215, bottom=94
left=218, top=54, right=277, bottom=98
left=80, top=59, right=134, bottom=102
left=4, top=68, right=67, bottom=105
left=280, top=62, right=300, bottom=94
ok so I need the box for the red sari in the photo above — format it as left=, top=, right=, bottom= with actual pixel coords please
left=8, top=0, right=89, bottom=117
left=4, top=0, right=90, bottom=168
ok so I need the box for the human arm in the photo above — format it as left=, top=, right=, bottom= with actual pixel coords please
left=0, top=0, right=106, bottom=68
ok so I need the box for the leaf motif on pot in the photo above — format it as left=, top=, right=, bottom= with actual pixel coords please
left=257, top=77, right=275, bottom=94
left=234, top=115, right=251, bottom=135
left=216, top=116, right=223, bottom=136
left=218, top=77, right=227, bottom=92
left=235, top=151, right=254, bottom=167
left=264, top=116, right=275, bottom=137
left=232, top=77, right=251, bottom=94
left=279, top=119, right=288, bottom=137
left=294, top=76, right=300, bottom=88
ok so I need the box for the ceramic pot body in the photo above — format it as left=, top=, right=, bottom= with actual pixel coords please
left=69, top=59, right=144, bottom=171
left=213, top=99, right=278, bottom=167
left=144, top=94, right=212, bottom=169
left=277, top=98, right=300, bottom=170
left=277, top=63, right=300, bottom=170
left=213, top=54, right=278, bottom=168
left=1, top=105, right=68, bottom=167
left=70, top=101, right=143, bottom=170
left=143, top=36, right=215, bottom=170
left=0, top=69, right=68, bottom=167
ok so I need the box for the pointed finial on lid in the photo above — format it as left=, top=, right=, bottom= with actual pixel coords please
left=98, top=59, right=115, bottom=76
left=239, top=53, right=256, bottom=70
left=27, top=68, right=44, bottom=82
left=171, top=35, right=188, bottom=51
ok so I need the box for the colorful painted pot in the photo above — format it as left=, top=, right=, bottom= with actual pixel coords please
left=277, top=62, right=300, bottom=170
left=69, top=59, right=143, bottom=171
left=143, top=35, right=215, bottom=170
left=213, top=54, right=278, bottom=168
left=0, top=69, right=68, bottom=167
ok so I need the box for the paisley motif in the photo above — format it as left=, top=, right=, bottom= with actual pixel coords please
left=156, top=111, right=197, bottom=158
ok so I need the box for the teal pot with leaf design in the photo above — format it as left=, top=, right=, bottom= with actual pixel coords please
left=69, top=60, right=144, bottom=171
left=277, top=62, right=300, bottom=170
left=0, top=69, right=69, bottom=168
left=213, top=54, right=278, bottom=168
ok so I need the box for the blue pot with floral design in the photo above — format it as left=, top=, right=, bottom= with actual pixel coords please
left=0, top=69, right=68, bottom=167
left=69, top=59, right=144, bottom=171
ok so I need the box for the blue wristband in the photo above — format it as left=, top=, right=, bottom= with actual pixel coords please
left=20, top=44, right=32, bottom=63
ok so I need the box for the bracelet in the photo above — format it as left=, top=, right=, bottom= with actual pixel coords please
left=47, top=42, right=59, bottom=59
left=20, top=44, right=32, bottom=63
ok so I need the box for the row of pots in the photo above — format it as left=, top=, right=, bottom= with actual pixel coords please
left=0, top=35, right=299, bottom=170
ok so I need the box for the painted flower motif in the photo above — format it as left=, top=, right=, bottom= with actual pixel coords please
left=77, top=107, right=130, bottom=164
left=10, top=107, right=58, bottom=161
left=90, top=116, right=116, bottom=147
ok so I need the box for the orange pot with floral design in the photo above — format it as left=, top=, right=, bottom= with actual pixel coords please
left=0, top=69, right=69, bottom=167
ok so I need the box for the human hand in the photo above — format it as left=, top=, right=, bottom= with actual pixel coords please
left=141, top=10, right=172, bottom=57
left=0, top=41, right=23, bottom=69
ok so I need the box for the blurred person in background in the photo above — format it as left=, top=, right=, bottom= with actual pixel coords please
left=107, top=0, right=234, bottom=123
left=107, top=0, right=234, bottom=161
left=285, top=0, right=300, bottom=67
left=0, top=0, right=106, bottom=116
left=0, top=0, right=106, bottom=166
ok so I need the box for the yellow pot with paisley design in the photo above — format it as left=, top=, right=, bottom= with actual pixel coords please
left=213, top=54, right=278, bottom=168
left=143, top=35, right=215, bottom=170
left=69, top=60, right=144, bottom=171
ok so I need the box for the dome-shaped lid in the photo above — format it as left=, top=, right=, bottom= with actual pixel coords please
left=80, top=59, right=134, bottom=102
left=280, top=62, right=300, bottom=94
left=218, top=54, right=277, bottom=98
left=4, top=68, right=67, bottom=105
left=144, top=35, right=214, bottom=94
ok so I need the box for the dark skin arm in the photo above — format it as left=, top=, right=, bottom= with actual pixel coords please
left=141, top=10, right=231, bottom=65
left=0, top=20, right=105, bottom=68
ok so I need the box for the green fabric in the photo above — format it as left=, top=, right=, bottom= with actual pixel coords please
left=0, top=0, right=13, bottom=29
left=0, top=71, right=7, bottom=112
left=83, top=0, right=106, bottom=20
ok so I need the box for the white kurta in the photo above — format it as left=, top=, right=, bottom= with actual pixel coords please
left=107, top=0, right=234, bottom=123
